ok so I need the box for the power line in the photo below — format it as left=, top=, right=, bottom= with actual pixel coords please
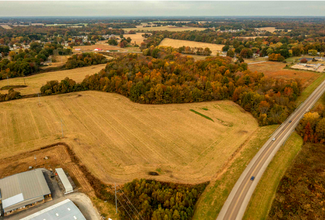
left=120, top=191, right=144, bottom=220
left=118, top=193, right=138, bottom=220
left=116, top=197, right=134, bottom=220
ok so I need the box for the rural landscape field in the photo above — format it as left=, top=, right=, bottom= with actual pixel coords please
left=124, top=24, right=206, bottom=32
left=159, top=38, right=224, bottom=55
left=248, top=61, right=319, bottom=87
left=0, top=91, right=258, bottom=184
left=2, top=2, right=325, bottom=219
left=0, top=64, right=106, bottom=95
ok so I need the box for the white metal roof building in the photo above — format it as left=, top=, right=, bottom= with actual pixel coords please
left=0, top=169, right=51, bottom=214
left=20, top=199, right=86, bottom=220
left=55, top=168, right=73, bottom=194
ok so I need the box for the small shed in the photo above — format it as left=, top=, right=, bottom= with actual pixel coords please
left=55, top=168, right=73, bottom=194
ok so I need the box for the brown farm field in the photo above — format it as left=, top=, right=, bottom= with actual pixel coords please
left=40, top=55, right=71, bottom=69
left=159, top=38, right=224, bottom=56
left=123, top=33, right=145, bottom=45
left=0, top=91, right=258, bottom=185
left=124, top=25, right=206, bottom=32
left=255, top=27, right=284, bottom=33
left=248, top=61, right=319, bottom=88
left=0, top=64, right=106, bottom=95
left=0, top=25, right=12, bottom=29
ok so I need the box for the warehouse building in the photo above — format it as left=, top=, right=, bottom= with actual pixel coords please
left=20, top=199, right=86, bottom=220
left=55, top=168, right=74, bottom=194
left=0, top=169, right=51, bottom=216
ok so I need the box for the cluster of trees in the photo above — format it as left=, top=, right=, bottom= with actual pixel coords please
left=268, top=53, right=285, bottom=62
left=178, top=46, right=212, bottom=56
left=296, top=104, right=325, bottom=143
left=120, top=179, right=207, bottom=220
left=41, top=53, right=302, bottom=125
left=269, top=143, right=325, bottom=219
left=0, top=50, right=41, bottom=79
left=0, top=41, right=72, bottom=80
left=0, top=88, right=21, bottom=102
left=65, top=53, right=107, bottom=69
left=140, top=27, right=325, bottom=61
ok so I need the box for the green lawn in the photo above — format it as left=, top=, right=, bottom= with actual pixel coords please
left=192, top=125, right=278, bottom=220
left=296, top=72, right=325, bottom=106
left=243, top=132, right=303, bottom=220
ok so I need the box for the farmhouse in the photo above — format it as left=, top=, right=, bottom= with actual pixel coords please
left=94, top=48, right=103, bottom=51
left=20, top=199, right=86, bottom=220
left=291, top=63, right=324, bottom=72
left=0, top=169, right=51, bottom=216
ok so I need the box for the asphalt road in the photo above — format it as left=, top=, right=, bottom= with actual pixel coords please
left=217, top=78, right=325, bottom=220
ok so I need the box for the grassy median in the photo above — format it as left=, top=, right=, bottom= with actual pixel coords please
left=243, top=132, right=303, bottom=220
left=192, top=125, right=278, bottom=220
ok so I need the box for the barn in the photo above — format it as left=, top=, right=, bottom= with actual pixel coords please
left=0, top=169, right=51, bottom=216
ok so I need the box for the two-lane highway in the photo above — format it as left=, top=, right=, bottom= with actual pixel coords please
left=217, top=78, right=325, bottom=220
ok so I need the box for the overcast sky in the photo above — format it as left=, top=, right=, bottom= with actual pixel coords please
left=0, top=1, right=325, bottom=17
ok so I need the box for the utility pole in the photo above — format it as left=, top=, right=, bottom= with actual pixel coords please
left=38, top=93, right=41, bottom=105
left=61, top=119, right=64, bottom=138
left=115, top=183, right=118, bottom=214
left=7, top=75, right=9, bottom=87
left=34, top=155, right=37, bottom=169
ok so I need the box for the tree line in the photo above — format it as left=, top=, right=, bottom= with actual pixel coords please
left=40, top=53, right=302, bottom=125
left=120, top=179, right=207, bottom=220
left=296, top=103, right=325, bottom=143
left=65, top=52, right=107, bottom=69
left=0, top=88, right=21, bottom=102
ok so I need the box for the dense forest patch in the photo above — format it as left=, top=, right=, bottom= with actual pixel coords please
left=41, top=53, right=302, bottom=125
left=268, top=143, right=325, bottom=219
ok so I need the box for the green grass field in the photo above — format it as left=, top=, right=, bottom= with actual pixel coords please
left=192, top=125, right=278, bottom=220
left=243, top=132, right=303, bottom=220
left=296, top=72, right=325, bottom=106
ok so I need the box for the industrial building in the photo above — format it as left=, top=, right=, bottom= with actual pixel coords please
left=0, top=169, right=51, bottom=216
left=55, top=168, right=74, bottom=194
left=20, top=199, right=86, bottom=220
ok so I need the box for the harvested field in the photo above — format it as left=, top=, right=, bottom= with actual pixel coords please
left=0, top=64, right=106, bottom=95
left=124, top=26, right=206, bottom=32
left=0, top=25, right=12, bottom=29
left=0, top=91, right=258, bottom=185
left=159, top=38, right=224, bottom=56
left=237, top=36, right=269, bottom=39
left=40, top=55, right=70, bottom=70
left=248, top=61, right=318, bottom=88
left=123, top=33, right=145, bottom=45
left=255, top=27, right=284, bottom=33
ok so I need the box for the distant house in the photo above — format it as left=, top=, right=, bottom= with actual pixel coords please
left=94, top=48, right=102, bottom=51
left=75, top=48, right=81, bottom=51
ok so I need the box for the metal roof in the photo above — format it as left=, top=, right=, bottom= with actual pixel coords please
left=20, top=199, right=86, bottom=220
left=55, top=168, right=73, bottom=194
left=0, top=169, right=51, bottom=212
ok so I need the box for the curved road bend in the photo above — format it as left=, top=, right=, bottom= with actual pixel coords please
left=217, top=78, right=325, bottom=220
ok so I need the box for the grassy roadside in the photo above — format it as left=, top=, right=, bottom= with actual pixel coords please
left=192, top=125, right=278, bottom=220
left=296, top=72, right=325, bottom=106
left=243, top=132, right=303, bottom=220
